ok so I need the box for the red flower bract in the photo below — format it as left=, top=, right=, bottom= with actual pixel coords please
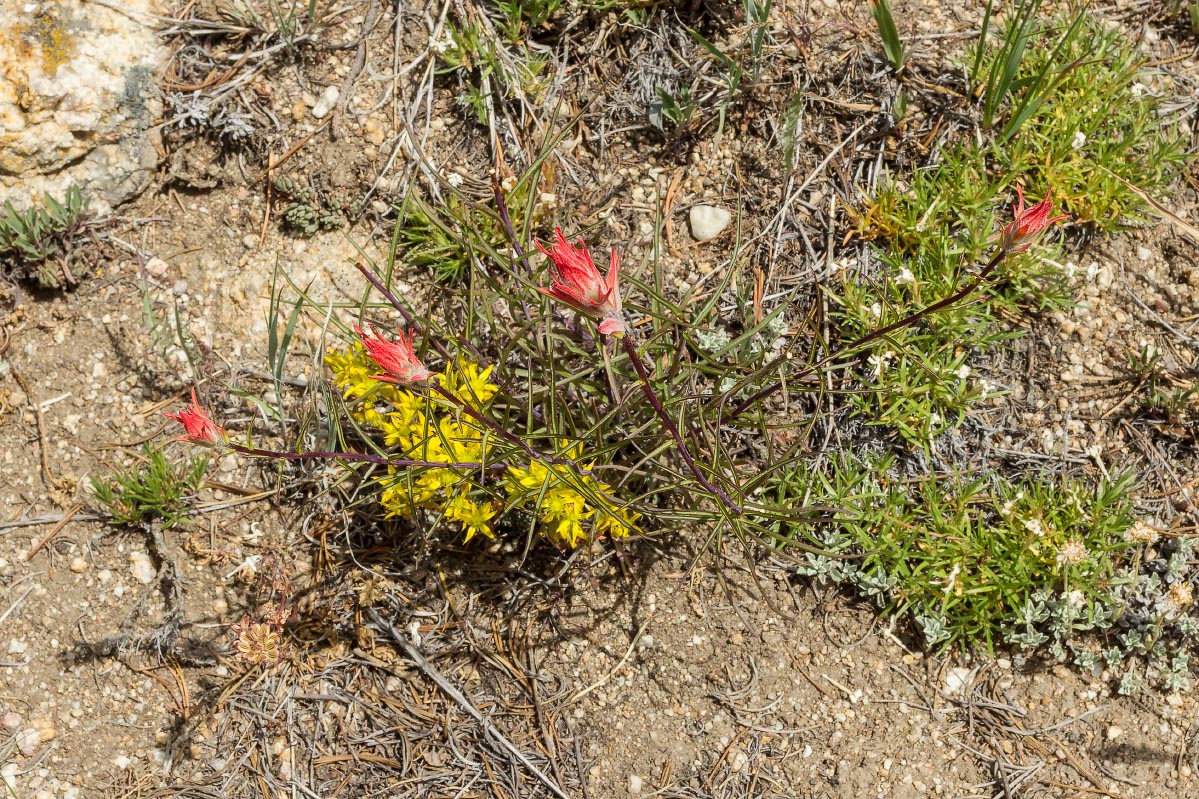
left=999, top=185, right=1069, bottom=255
left=165, top=388, right=226, bottom=446
left=535, top=227, right=627, bottom=337
left=355, top=324, right=434, bottom=384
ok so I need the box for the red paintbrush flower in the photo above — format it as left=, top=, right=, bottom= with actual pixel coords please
left=535, top=228, right=627, bottom=337
left=355, top=324, right=434, bottom=384
left=999, top=185, right=1069, bottom=255
left=165, top=388, right=226, bottom=446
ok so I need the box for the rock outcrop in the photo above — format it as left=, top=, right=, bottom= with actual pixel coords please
left=0, top=0, right=165, bottom=213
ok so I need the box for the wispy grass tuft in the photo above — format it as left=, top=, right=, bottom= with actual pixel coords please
left=91, top=446, right=208, bottom=530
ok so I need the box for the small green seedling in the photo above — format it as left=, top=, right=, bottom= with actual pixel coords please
left=91, top=446, right=208, bottom=529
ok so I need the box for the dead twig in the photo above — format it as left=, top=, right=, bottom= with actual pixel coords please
left=367, top=607, right=573, bottom=799
left=21, top=502, right=82, bottom=560
left=330, top=0, right=381, bottom=140
left=11, top=364, right=69, bottom=492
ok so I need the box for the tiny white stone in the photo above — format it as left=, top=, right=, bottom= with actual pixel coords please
left=627, top=774, right=643, bottom=794
left=7, top=639, right=27, bottom=655
left=1107, top=725, right=1123, bottom=741
left=69, top=556, right=88, bottom=573
left=15, top=728, right=39, bottom=756
left=311, top=85, right=340, bottom=119
left=407, top=620, right=422, bottom=647
left=0, top=762, right=17, bottom=791
left=143, top=257, right=168, bottom=277
left=689, top=205, right=732, bottom=242
left=129, top=552, right=156, bottom=585
left=728, top=749, right=749, bottom=772
left=944, top=667, right=973, bottom=695
left=113, top=755, right=132, bottom=770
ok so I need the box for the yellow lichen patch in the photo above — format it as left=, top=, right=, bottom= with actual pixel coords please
left=22, top=5, right=77, bottom=77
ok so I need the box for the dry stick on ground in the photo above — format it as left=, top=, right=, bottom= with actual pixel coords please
left=366, top=607, right=573, bottom=799
left=330, top=0, right=381, bottom=140
left=75, top=520, right=190, bottom=663
left=10, top=364, right=69, bottom=492
left=21, top=502, right=82, bottom=561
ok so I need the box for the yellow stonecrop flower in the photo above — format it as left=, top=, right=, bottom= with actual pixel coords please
left=503, top=452, right=639, bottom=548
left=441, top=359, right=500, bottom=405
left=445, top=495, right=497, bottom=543
left=327, top=345, right=639, bottom=548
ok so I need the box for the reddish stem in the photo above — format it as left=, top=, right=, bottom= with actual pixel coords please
left=229, top=443, right=500, bottom=472
left=429, top=383, right=596, bottom=480
left=618, top=335, right=743, bottom=515
left=726, top=248, right=1009, bottom=419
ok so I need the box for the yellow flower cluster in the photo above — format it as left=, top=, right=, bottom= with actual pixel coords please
left=504, top=452, right=640, bottom=549
left=326, top=344, right=638, bottom=547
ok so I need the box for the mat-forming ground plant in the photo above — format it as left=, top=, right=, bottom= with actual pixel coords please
left=0, top=186, right=90, bottom=288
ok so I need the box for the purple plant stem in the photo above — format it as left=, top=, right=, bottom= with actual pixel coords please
left=354, top=261, right=415, bottom=326
left=726, top=248, right=1009, bottom=419
left=229, top=443, right=501, bottom=471
left=490, top=182, right=538, bottom=326
left=353, top=261, right=460, bottom=363
left=618, top=335, right=743, bottom=516
left=430, top=383, right=538, bottom=458
left=493, top=182, right=534, bottom=273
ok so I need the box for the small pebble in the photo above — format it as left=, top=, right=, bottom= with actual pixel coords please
left=15, top=728, right=39, bottom=756
left=129, top=552, right=156, bottom=585
left=30, top=719, right=55, bottom=742
left=363, top=118, right=385, bottom=145
left=69, top=556, right=87, bottom=573
left=944, top=667, right=973, bottom=695
left=729, top=749, right=748, bottom=772
left=311, top=85, right=340, bottom=119
left=1107, top=725, right=1123, bottom=741
left=627, top=774, right=643, bottom=794
left=143, top=257, right=168, bottom=277
left=689, top=205, right=732, bottom=241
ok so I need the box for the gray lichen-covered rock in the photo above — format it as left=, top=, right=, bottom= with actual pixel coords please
left=0, top=0, right=165, bottom=213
